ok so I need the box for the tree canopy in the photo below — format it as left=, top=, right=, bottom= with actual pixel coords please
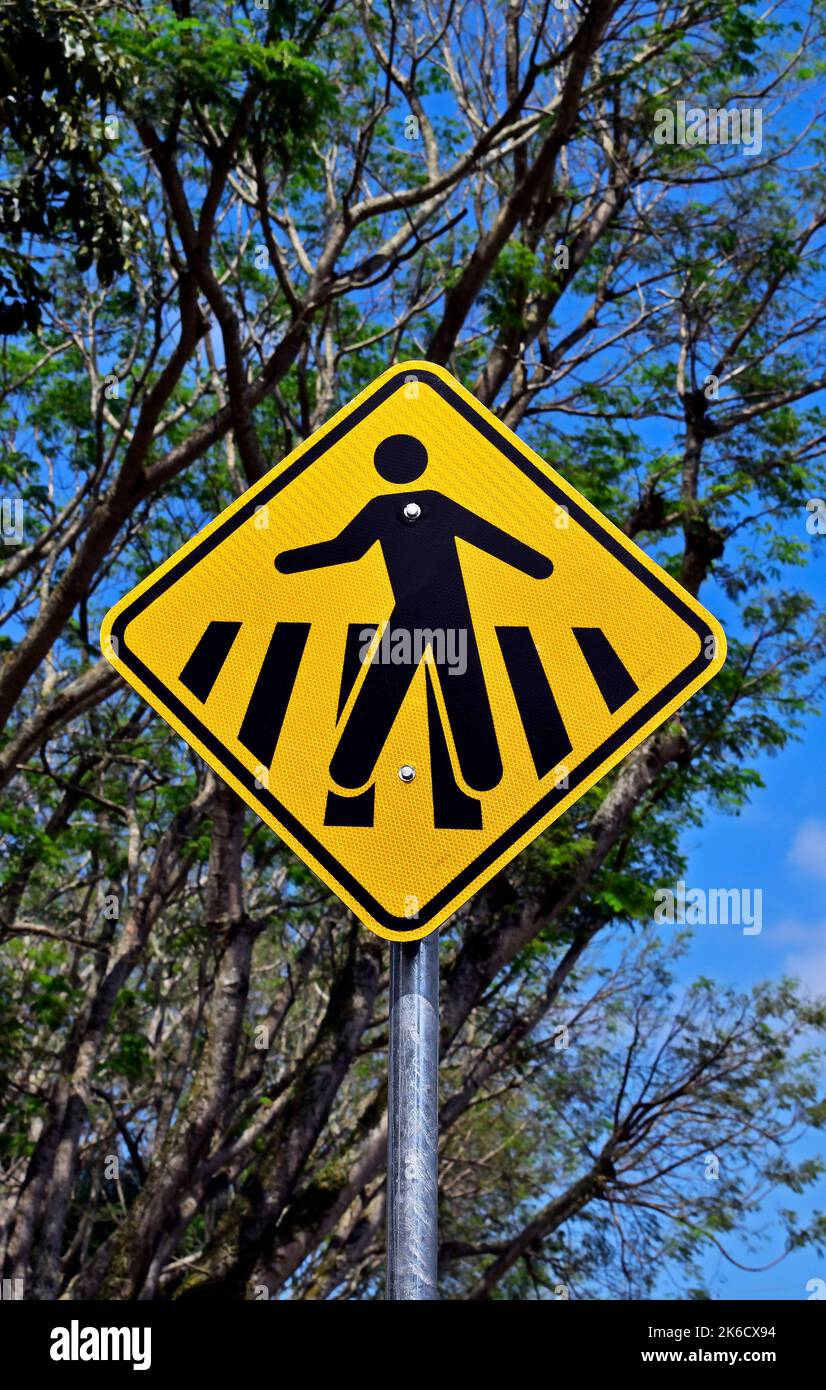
left=1, top=0, right=825, bottom=1300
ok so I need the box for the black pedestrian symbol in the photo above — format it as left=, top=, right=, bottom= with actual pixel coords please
left=274, top=434, right=554, bottom=827
left=177, top=434, right=640, bottom=831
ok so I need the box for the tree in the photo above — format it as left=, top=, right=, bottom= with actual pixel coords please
left=1, top=0, right=825, bottom=1300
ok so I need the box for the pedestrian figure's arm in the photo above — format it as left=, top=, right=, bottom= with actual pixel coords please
left=451, top=500, right=553, bottom=578
left=275, top=506, right=377, bottom=574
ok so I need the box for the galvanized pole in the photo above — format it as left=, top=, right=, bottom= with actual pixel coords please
left=387, top=932, right=439, bottom=1300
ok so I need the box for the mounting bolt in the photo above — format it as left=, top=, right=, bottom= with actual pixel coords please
left=398, top=764, right=416, bottom=783
left=403, top=502, right=422, bottom=522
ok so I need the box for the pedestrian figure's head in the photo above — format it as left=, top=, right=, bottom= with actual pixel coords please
left=374, top=434, right=427, bottom=483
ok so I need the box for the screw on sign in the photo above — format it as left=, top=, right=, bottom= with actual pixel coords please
left=101, top=360, right=726, bottom=1300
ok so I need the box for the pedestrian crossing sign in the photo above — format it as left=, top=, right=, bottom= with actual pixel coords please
left=101, top=361, right=726, bottom=941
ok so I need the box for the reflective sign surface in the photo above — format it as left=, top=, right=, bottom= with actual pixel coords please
left=101, top=362, right=726, bottom=940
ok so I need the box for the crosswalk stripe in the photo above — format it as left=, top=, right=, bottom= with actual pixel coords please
left=238, top=622, right=310, bottom=766
left=496, top=625, right=572, bottom=777
left=179, top=620, right=241, bottom=702
left=572, top=626, right=638, bottom=713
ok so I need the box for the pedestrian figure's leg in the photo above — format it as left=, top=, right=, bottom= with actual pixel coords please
left=434, top=622, right=502, bottom=792
left=329, top=619, right=420, bottom=789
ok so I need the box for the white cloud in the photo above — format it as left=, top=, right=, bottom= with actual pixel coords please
left=772, top=917, right=826, bottom=996
left=787, top=820, right=826, bottom=881
left=771, top=916, right=817, bottom=946
left=786, top=943, right=826, bottom=996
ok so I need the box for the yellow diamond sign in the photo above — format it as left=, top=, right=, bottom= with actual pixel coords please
left=101, top=361, right=726, bottom=941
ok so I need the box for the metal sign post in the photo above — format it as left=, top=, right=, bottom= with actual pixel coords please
left=387, top=933, right=439, bottom=1300
left=101, top=358, right=726, bottom=1305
